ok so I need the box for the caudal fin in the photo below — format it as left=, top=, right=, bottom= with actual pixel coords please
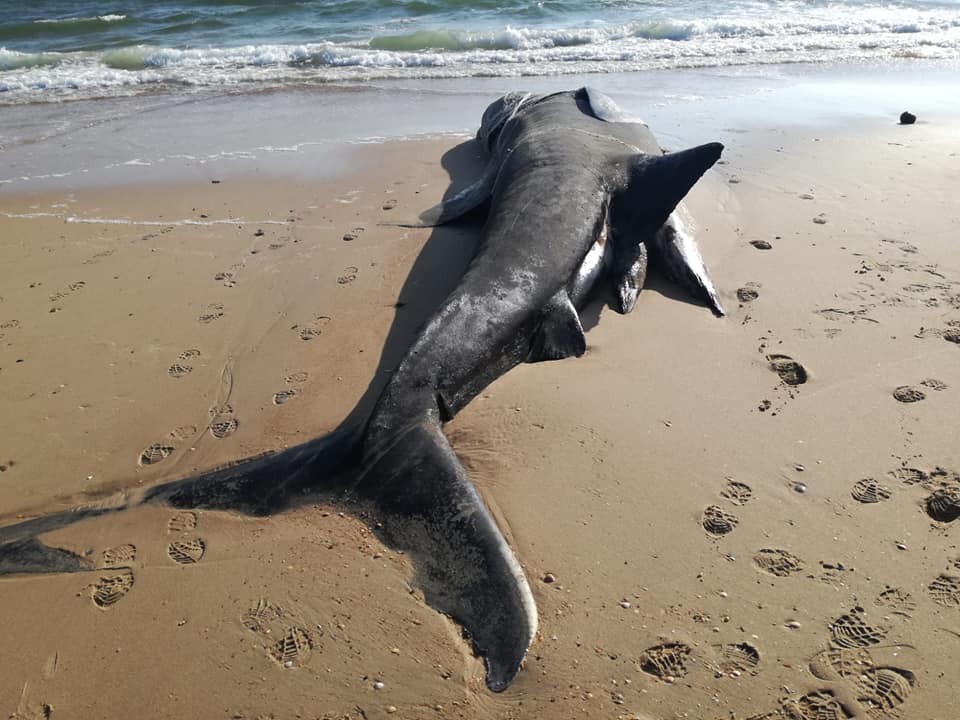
left=352, top=420, right=537, bottom=692
left=0, top=425, right=364, bottom=576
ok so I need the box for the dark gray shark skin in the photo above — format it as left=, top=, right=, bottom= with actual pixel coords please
left=0, top=88, right=723, bottom=693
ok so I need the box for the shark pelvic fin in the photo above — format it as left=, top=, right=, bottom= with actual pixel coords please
left=609, top=238, right=649, bottom=314
left=649, top=209, right=725, bottom=316
left=353, top=420, right=537, bottom=692
left=526, top=291, right=586, bottom=363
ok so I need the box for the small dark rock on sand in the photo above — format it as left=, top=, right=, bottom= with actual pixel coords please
left=750, top=240, right=772, bottom=250
left=899, top=111, right=917, bottom=125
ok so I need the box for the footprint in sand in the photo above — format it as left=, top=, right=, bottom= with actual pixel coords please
left=702, top=505, right=739, bottom=537
left=812, top=213, right=828, bottom=225
left=892, top=385, right=925, bottom=403
left=198, top=303, right=224, bottom=324
left=928, top=574, right=960, bottom=607
left=214, top=271, right=236, bottom=287
left=720, top=479, right=753, bottom=506
left=91, top=570, right=135, bottom=609
left=168, top=349, right=200, bottom=379
left=713, top=642, right=761, bottom=675
left=752, top=548, right=804, bottom=577
left=944, top=329, right=960, bottom=344
left=809, top=647, right=916, bottom=718
left=750, top=239, right=773, bottom=250
left=101, top=544, right=137, bottom=569
left=874, top=586, right=917, bottom=619
left=851, top=477, right=892, bottom=504
left=167, top=362, right=193, bottom=379
left=828, top=607, right=887, bottom=648
left=639, top=642, right=691, bottom=679
left=167, top=538, right=206, bottom=565
left=342, top=227, right=364, bottom=242
left=242, top=598, right=318, bottom=668
left=285, top=371, right=309, bottom=384
left=337, top=266, right=359, bottom=285
left=170, top=424, right=198, bottom=441
left=273, top=388, right=299, bottom=405
left=273, top=627, right=314, bottom=668
left=167, top=511, right=198, bottom=534
left=295, top=315, right=331, bottom=341
left=779, top=690, right=849, bottom=720
left=138, top=442, right=174, bottom=466
left=767, top=354, right=808, bottom=386
left=209, top=413, right=238, bottom=439
left=206, top=400, right=238, bottom=439
left=920, top=378, right=948, bottom=391
left=736, top=286, right=759, bottom=303
left=924, top=485, right=960, bottom=522
left=381, top=199, right=398, bottom=211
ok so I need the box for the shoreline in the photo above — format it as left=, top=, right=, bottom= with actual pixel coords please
left=2, top=69, right=960, bottom=718
left=3, top=59, right=959, bottom=194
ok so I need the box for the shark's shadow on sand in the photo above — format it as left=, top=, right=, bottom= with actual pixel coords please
left=0, top=140, right=491, bottom=558
left=1, top=88, right=726, bottom=692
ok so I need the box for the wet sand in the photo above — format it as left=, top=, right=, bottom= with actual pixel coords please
left=2, top=87, right=960, bottom=719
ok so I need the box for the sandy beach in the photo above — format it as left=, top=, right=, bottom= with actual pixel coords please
left=2, top=67, right=959, bottom=719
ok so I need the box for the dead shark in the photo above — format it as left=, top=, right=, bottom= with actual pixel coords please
left=0, top=88, right=723, bottom=693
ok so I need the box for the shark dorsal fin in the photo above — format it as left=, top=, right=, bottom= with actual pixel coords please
left=617, top=142, right=723, bottom=234
left=526, top=291, right=586, bottom=363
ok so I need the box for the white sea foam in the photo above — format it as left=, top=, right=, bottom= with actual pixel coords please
left=1, top=4, right=959, bottom=103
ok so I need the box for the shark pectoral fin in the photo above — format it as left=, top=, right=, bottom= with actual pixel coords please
left=356, top=421, right=537, bottom=692
left=526, top=292, right=586, bottom=363
left=418, top=162, right=496, bottom=226
left=650, top=209, right=725, bottom=316
left=610, top=238, right=649, bottom=314
left=0, top=538, right=93, bottom=575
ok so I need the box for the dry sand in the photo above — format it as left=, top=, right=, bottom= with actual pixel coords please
left=1, top=111, right=959, bottom=720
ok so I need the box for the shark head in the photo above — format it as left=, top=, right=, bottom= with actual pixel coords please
left=477, top=91, right=532, bottom=153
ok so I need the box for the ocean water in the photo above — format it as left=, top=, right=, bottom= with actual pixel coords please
left=1, top=0, right=959, bottom=104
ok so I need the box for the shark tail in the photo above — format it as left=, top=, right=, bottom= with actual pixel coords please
left=0, top=424, right=365, bottom=574
left=352, top=419, right=538, bottom=692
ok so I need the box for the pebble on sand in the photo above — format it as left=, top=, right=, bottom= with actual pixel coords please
left=899, top=111, right=917, bottom=125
